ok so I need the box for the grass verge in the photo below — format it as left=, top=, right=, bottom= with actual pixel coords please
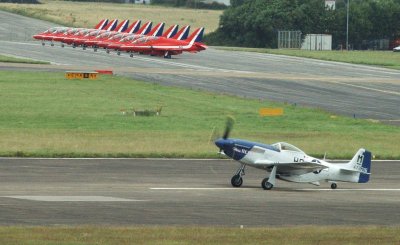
left=0, top=226, right=399, bottom=244
left=0, top=70, right=399, bottom=159
left=0, top=0, right=222, bottom=33
left=217, top=47, right=400, bottom=70
left=0, top=54, right=49, bottom=64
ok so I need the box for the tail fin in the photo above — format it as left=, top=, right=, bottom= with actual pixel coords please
left=125, top=20, right=141, bottom=34
left=162, top=25, right=179, bottom=38
left=115, top=19, right=129, bottom=33
left=94, top=19, right=108, bottom=30
left=344, top=148, right=372, bottom=183
left=104, top=19, right=118, bottom=31
left=172, top=26, right=190, bottom=40
left=148, top=22, right=165, bottom=37
left=186, top=27, right=205, bottom=45
left=137, top=21, right=152, bottom=35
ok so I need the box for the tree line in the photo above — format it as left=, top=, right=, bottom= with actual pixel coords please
left=205, top=0, right=400, bottom=49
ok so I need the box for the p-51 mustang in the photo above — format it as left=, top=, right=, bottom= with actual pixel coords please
left=214, top=118, right=371, bottom=190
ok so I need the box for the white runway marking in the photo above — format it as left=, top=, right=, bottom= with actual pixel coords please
left=151, top=188, right=400, bottom=191
left=295, top=189, right=400, bottom=191
left=1, top=196, right=147, bottom=202
left=150, top=187, right=245, bottom=190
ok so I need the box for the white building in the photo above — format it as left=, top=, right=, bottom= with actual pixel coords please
left=301, top=34, right=332, bottom=50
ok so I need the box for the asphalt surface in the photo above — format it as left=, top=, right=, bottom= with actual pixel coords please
left=1, top=10, right=400, bottom=124
left=0, top=10, right=399, bottom=227
left=0, top=158, right=399, bottom=226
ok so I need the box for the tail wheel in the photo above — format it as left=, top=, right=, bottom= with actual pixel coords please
left=261, top=178, right=273, bottom=190
left=231, top=175, right=243, bottom=187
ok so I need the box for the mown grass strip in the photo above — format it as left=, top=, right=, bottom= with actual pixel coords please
left=0, top=0, right=222, bottom=33
left=217, top=47, right=400, bottom=70
left=0, top=226, right=399, bottom=245
left=0, top=54, right=49, bottom=64
left=0, top=70, right=399, bottom=159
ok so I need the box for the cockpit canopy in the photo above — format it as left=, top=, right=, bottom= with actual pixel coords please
left=271, top=142, right=304, bottom=153
left=132, top=36, right=158, bottom=44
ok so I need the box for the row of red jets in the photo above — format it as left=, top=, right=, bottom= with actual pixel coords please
left=33, top=19, right=206, bottom=58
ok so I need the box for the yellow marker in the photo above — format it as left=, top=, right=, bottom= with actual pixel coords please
left=65, top=71, right=98, bottom=80
left=259, top=108, right=284, bottom=116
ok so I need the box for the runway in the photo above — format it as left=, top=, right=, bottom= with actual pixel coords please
left=0, top=158, right=399, bottom=226
left=1, top=10, right=400, bottom=124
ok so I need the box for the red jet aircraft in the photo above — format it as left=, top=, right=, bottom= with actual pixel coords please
left=32, top=19, right=109, bottom=46
left=99, top=23, right=178, bottom=51
left=119, top=27, right=206, bottom=58
left=85, top=22, right=163, bottom=50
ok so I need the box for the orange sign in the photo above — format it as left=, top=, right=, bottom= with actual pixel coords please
left=259, top=108, right=284, bottom=116
left=65, top=71, right=98, bottom=80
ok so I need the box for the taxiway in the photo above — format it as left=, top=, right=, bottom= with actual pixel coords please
left=1, top=10, right=400, bottom=124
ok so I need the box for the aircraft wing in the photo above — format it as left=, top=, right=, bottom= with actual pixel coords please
left=255, top=160, right=328, bottom=175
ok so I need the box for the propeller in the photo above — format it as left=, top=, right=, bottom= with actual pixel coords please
left=222, top=116, right=235, bottom=139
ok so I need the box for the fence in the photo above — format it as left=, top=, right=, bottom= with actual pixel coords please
left=277, top=30, right=302, bottom=49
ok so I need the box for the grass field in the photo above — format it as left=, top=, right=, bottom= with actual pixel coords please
left=0, top=70, right=399, bottom=159
left=218, top=47, right=400, bottom=70
left=0, top=0, right=222, bottom=33
left=0, top=226, right=399, bottom=244
left=0, top=54, right=49, bottom=64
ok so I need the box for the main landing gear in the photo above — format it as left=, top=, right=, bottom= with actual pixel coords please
left=330, top=182, right=337, bottom=189
left=231, top=164, right=245, bottom=187
left=230, top=165, right=278, bottom=190
left=261, top=165, right=277, bottom=190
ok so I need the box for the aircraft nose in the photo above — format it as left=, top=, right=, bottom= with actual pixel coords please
left=215, top=138, right=226, bottom=150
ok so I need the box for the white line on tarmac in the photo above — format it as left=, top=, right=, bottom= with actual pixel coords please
left=150, top=188, right=245, bottom=190
left=295, top=189, right=400, bottom=191
left=151, top=188, right=400, bottom=191
left=1, top=196, right=148, bottom=202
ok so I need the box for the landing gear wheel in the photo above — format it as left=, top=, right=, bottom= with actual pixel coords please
left=61, top=44, right=65, bottom=48
left=50, top=43, right=54, bottom=46
left=94, top=48, right=97, bottom=52
left=130, top=53, right=134, bottom=57
left=41, top=42, right=45, bottom=46
left=231, top=175, right=243, bottom=187
left=117, top=51, right=121, bottom=56
left=262, top=178, right=273, bottom=190
left=106, top=49, right=110, bottom=54
left=83, top=46, right=86, bottom=50
left=331, top=183, right=337, bottom=189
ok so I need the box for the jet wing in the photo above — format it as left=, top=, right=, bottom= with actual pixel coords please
left=255, top=160, right=328, bottom=175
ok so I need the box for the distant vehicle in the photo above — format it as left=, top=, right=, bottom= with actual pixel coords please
left=393, top=46, right=400, bottom=52
left=214, top=117, right=372, bottom=190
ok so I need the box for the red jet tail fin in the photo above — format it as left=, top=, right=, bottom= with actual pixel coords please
left=136, top=21, right=152, bottom=35
left=125, top=20, right=141, bottom=34
left=186, top=27, right=205, bottom=45
left=172, top=26, right=190, bottom=40
left=115, top=20, right=129, bottom=33
left=148, top=22, right=165, bottom=37
left=94, top=19, right=108, bottom=30
left=162, top=25, right=179, bottom=38
left=104, top=19, right=118, bottom=31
